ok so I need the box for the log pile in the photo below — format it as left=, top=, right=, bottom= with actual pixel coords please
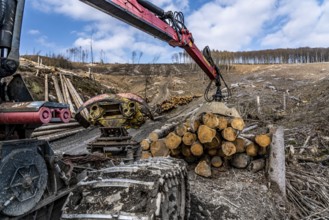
left=141, top=112, right=272, bottom=177
left=158, top=96, right=194, bottom=113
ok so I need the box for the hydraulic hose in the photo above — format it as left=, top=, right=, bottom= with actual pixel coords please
left=0, top=0, right=6, bottom=25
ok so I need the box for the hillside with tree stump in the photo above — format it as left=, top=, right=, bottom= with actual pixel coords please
left=15, top=57, right=329, bottom=219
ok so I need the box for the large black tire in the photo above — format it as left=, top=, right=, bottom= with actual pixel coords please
left=62, top=157, right=190, bottom=219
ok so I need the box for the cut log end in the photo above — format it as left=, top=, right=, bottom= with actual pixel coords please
left=211, top=156, right=223, bottom=168
left=140, top=139, right=151, bottom=151
left=150, top=139, right=169, bottom=157
left=221, top=141, right=237, bottom=156
left=191, top=142, right=204, bottom=156
left=246, top=143, right=259, bottom=157
left=165, top=132, right=182, bottom=150
left=255, top=134, right=271, bottom=148
left=221, top=127, right=237, bottom=142
left=182, top=132, right=197, bottom=146
left=195, top=160, right=212, bottom=177
left=217, top=116, right=228, bottom=130
left=202, top=112, right=219, bottom=128
left=230, top=117, right=245, bottom=131
left=198, top=125, right=216, bottom=144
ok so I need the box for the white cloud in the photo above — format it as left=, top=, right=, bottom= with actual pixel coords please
left=27, top=0, right=329, bottom=63
left=261, top=0, right=329, bottom=48
left=186, top=0, right=276, bottom=51
left=28, top=29, right=41, bottom=35
left=29, top=0, right=184, bottom=63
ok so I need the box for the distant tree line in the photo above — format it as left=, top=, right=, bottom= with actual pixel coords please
left=211, top=47, right=329, bottom=65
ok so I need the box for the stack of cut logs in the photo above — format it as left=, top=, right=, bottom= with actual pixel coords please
left=158, top=96, right=194, bottom=112
left=140, top=112, right=272, bottom=177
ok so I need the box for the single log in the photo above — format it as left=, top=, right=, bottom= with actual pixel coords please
left=45, top=74, right=49, bottom=101
left=198, top=125, right=216, bottom=144
left=140, top=139, right=151, bottom=151
left=34, top=122, right=80, bottom=132
left=217, top=116, right=228, bottom=130
left=268, top=126, right=286, bottom=197
left=207, top=148, right=217, bottom=156
left=230, top=117, right=245, bottom=131
left=182, top=132, right=197, bottom=146
left=221, top=127, right=237, bottom=142
left=205, top=134, right=221, bottom=149
left=63, top=77, right=75, bottom=114
left=148, top=129, right=162, bottom=142
left=230, top=153, right=251, bottom=169
left=148, top=123, right=178, bottom=142
left=211, top=156, right=223, bottom=168
left=65, top=77, right=88, bottom=118
left=165, top=132, right=182, bottom=150
left=175, top=123, right=187, bottom=137
left=37, top=127, right=85, bottom=142
left=150, top=139, right=169, bottom=157
left=255, top=134, right=271, bottom=148
left=202, top=112, right=219, bottom=128
left=141, top=151, right=152, bottom=160
left=248, top=158, right=265, bottom=173
left=246, top=143, right=259, bottom=157
left=181, top=144, right=192, bottom=157
left=191, top=141, right=204, bottom=156
left=52, top=75, right=64, bottom=103
left=195, top=160, right=212, bottom=177
left=31, top=128, right=71, bottom=137
left=221, top=141, right=237, bottom=156
left=234, top=138, right=246, bottom=153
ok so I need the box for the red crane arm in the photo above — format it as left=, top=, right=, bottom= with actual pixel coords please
left=80, top=0, right=218, bottom=80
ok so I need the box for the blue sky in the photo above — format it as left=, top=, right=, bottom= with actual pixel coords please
left=21, top=0, right=329, bottom=63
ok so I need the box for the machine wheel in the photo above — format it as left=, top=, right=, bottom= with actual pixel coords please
left=62, top=157, right=190, bottom=219
left=0, top=149, right=48, bottom=216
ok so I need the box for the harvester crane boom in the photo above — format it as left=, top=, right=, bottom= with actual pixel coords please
left=80, top=0, right=228, bottom=101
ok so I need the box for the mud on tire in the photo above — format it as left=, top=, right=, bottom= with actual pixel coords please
left=61, top=157, right=190, bottom=220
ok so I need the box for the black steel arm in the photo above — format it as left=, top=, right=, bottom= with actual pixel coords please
left=0, top=0, right=25, bottom=78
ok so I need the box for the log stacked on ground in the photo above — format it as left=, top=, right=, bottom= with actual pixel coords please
left=141, top=113, right=271, bottom=177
